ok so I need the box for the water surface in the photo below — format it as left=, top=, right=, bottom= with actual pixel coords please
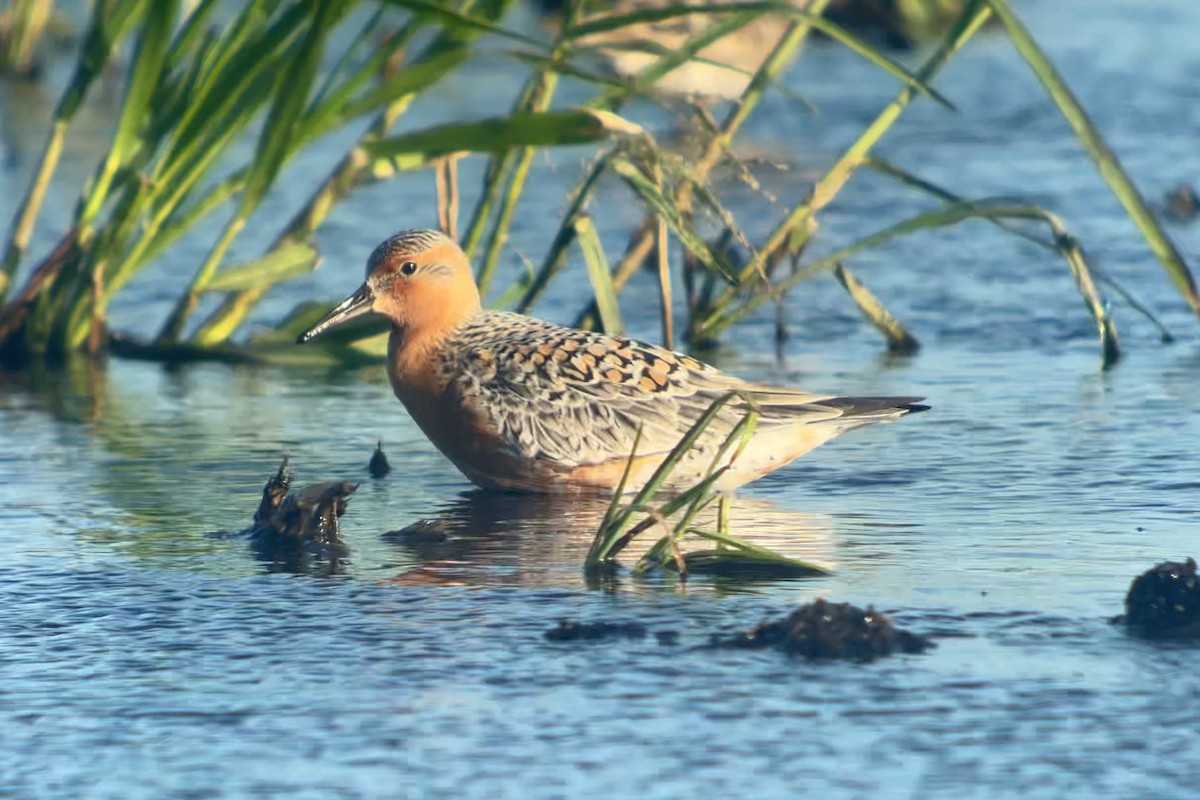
left=4, top=1, right=1200, bottom=797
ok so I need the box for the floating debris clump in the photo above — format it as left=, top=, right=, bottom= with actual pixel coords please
left=544, top=620, right=649, bottom=642
left=368, top=440, right=391, bottom=478
left=249, top=457, right=357, bottom=573
left=715, top=599, right=933, bottom=661
left=1165, top=184, right=1199, bottom=222
left=1116, top=558, right=1200, bottom=638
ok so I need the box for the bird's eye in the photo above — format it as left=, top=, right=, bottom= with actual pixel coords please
left=399, top=261, right=418, bottom=276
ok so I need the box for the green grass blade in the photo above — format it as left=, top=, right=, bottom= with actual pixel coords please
left=985, top=0, right=1200, bottom=319
left=586, top=392, right=740, bottom=566
left=514, top=150, right=612, bottom=312
left=202, top=243, right=319, bottom=293
left=714, top=199, right=1121, bottom=366
left=1, top=0, right=144, bottom=294
left=834, top=263, right=920, bottom=354
left=866, top=155, right=1173, bottom=342
left=241, top=1, right=347, bottom=214
left=78, top=0, right=176, bottom=237
left=569, top=1, right=950, bottom=104
left=330, top=49, right=470, bottom=126
left=365, top=108, right=646, bottom=160
left=476, top=70, right=560, bottom=297
left=736, top=0, right=991, bottom=292
left=574, top=215, right=623, bottom=335
left=611, top=156, right=736, bottom=283
left=376, top=0, right=548, bottom=50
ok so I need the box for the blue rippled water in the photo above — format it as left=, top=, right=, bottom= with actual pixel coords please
left=4, top=1, right=1200, bottom=797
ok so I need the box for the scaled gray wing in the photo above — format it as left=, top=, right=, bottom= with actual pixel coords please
left=451, top=315, right=842, bottom=467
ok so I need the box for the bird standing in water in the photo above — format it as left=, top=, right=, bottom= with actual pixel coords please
left=298, top=229, right=926, bottom=495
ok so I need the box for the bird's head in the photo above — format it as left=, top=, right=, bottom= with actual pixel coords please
left=297, top=229, right=481, bottom=345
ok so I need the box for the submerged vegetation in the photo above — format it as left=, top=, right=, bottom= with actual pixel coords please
left=584, top=391, right=829, bottom=580
left=0, top=0, right=1194, bottom=371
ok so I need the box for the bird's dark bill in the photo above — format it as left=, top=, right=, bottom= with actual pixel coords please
left=297, top=283, right=374, bottom=344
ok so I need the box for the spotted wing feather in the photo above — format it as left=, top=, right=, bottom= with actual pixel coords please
left=445, top=313, right=860, bottom=467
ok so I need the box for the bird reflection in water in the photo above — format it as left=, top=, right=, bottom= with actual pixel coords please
left=381, top=491, right=837, bottom=590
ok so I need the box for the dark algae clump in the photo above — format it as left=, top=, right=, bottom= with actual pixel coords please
left=1165, top=184, right=1199, bottom=222
left=715, top=599, right=933, bottom=661
left=368, top=440, right=391, bottom=478
left=249, top=457, right=357, bottom=574
left=544, top=620, right=649, bottom=642
left=1116, top=558, right=1200, bottom=638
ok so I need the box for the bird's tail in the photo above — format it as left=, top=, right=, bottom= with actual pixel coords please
left=818, top=396, right=929, bottom=420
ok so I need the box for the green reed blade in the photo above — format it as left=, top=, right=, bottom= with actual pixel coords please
left=573, top=1, right=950, bottom=109
left=515, top=150, right=612, bottom=312
left=586, top=392, right=737, bottom=565
left=591, top=11, right=761, bottom=105
left=326, top=49, right=470, bottom=130
left=376, top=0, right=548, bottom=50
left=601, top=0, right=834, bottom=325
left=0, top=0, right=51, bottom=74
left=152, top=3, right=309, bottom=194
left=191, top=3, right=503, bottom=346
left=586, top=392, right=749, bottom=566
left=460, top=74, right=541, bottom=262
left=984, top=0, right=1200, bottom=319
left=77, top=0, right=176, bottom=238
left=241, top=2, right=348, bottom=215
left=476, top=70, right=560, bottom=297
left=311, top=6, right=386, bottom=110
left=574, top=215, right=624, bottom=335
left=365, top=108, right=645, bottom=160
left=730, top=0, right=991, bottom=293
left=590, top=424, right=645, bottom=566
left=568, top=0, right=954, bottom=111
left=508, top=49, right=630, bottom=91
left=673, top=534, right=829, bottom=578
left=1043, top=214, right=1121, bottom=369
left=865, top=156, right=1173, bottom=342
left=165, top=0, right=220, bottom=64
left=202, top=243, right=319, bottom=293
left=157, top=0, right=348, bottom=344
left=834, top=263, right=920, bottom=354
left=611, top=156, right=736, bottom=282
left=713, top=200, right=1121, bottom=366
left=632, top=408, right=759, bottom=576
left=1, top=0, right=144, bottom=297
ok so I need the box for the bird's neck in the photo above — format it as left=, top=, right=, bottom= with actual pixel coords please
left=387, top=306, right=480, bottom=389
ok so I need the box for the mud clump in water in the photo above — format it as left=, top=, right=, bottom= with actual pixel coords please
left=1165, top=184, right=1199, bottom=222
left=716, top=599, right=933, bottom=661
left=383, top=519, right=451, bottom=544
left=1115, top=558, right=1200, bottom=638
left=249, top=457, right=357, bottom=573
left=544, top=620, right=649, bottom=642
left=368, top=440, right=391, bottom=478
